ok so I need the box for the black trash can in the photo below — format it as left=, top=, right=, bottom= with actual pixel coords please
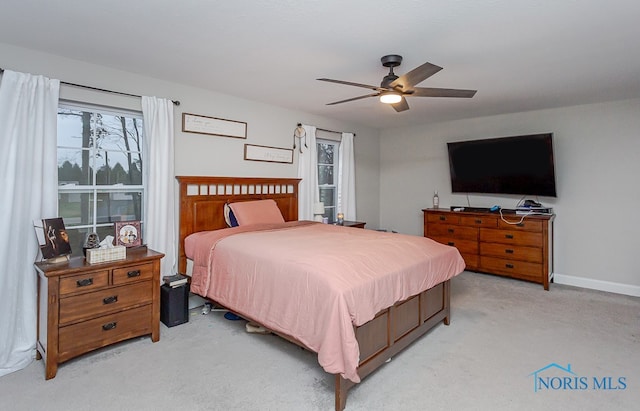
left=160, top=283, right=189, bottom=327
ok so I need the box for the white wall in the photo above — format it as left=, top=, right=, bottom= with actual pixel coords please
left=1, top=42, right=382, bottom=253
left=380, top=98, right=640, bottom=295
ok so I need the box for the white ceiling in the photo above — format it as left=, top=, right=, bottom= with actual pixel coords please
left=1, top=0, right=639, bottom=129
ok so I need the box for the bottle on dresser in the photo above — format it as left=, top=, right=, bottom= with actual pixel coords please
left=432, top=190, right=439, bottom=209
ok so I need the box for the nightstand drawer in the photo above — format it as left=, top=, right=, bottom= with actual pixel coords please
left=59, top=270, right=109, bottom=296
left=59, top=281, right=153, bottom=325
left=113, top=262, right=154, bottom=285
left=58, top=305, right=152, bottom=362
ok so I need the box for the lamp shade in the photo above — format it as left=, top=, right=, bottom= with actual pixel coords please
left=313, top=202, right=325, bottom=215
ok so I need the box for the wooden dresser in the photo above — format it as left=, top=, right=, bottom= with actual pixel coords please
left=423, top=209, right=554, bottom=289
left=34, top=248, right=164, bottom=379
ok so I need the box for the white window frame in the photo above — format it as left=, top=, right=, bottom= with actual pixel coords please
left=317, top=138, right=340, bottom=223
left=57, top=101, right=145, bottom=246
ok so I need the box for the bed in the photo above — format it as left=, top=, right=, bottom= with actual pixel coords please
left=177, top=176, right=465, bottom=410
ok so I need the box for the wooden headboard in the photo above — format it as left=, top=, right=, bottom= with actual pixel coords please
left=175, top=176, right=301, bottom=273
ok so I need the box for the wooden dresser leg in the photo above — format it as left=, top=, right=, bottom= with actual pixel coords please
left=45, top=360, right=58, bottom=380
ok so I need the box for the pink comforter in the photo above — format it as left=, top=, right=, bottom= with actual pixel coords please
left=185, top=221, right=465, bottom=383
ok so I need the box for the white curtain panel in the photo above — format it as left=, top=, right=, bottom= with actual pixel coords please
left=296, top=124, right=318, bottom=220
left=141, top=96, right=176, bottom=277
left=0, top=70, right=60, bottom=377
left=338, top=132, right=356, bottom=220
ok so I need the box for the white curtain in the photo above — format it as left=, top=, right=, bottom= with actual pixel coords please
left=0, top=70, right=60, bottom=377
left=141, top=97, right=176, bottom=277
left=296, top=124, right=318, bottom=220
left=338, top=132, right=356, bottom=220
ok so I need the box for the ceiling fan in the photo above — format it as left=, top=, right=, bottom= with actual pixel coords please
left=317, top=55, right=477, bottom=112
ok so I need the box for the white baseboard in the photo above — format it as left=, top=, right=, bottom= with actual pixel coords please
left=553, top=273, right=640, bottom=297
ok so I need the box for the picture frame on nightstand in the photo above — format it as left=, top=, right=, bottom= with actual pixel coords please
left=114, top=221, right=142, bottom=247
left=34, top=217, right=72, bottom=261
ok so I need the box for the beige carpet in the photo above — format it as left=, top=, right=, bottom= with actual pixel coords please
left=1, top=272, right=638, bottom=410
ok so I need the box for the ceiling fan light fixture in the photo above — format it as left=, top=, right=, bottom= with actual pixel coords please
left=379, top=92, right=402, bottom=104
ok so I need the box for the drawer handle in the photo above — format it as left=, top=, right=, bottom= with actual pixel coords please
left=447, top=242, right=455, bottom=246
left=103, top=295, right=118, bottom=305
left=505, top=234, right=514, bottom=239
left=102, top=322, right=117, bottom=331
left=127, top=270, right=141, bottom=278
left=505, top=263, right=514, bottom=269
left=439, top=216, right=446, bottom=221
left=505, top=249, right=514, bottom=254
left=475, top=219, right=482, bottom=224
left=76, top=278, right=93, bottom=287
left=516, top=223, right=524, bottom=227
left=447, top=228, right=454, bottom=233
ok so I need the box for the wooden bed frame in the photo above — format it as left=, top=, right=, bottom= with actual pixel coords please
left=176, top=176, right=452, bottom=411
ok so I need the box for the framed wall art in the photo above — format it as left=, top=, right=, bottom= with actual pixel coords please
left=182, top=113, right=247, bottom=139
left=244, top=144, right=293, bottom=164
left=114, top=221, right=142, bottom=247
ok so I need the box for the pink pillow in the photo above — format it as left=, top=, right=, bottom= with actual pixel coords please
left=228, top=199, right=285, bottom=226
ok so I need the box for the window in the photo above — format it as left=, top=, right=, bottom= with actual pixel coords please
left=57, top=103, right=144, bottom=252
left=317, top=139, right=340, bottom=223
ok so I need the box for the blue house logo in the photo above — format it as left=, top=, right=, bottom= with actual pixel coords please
left=529, top=363, right=627, bottom=392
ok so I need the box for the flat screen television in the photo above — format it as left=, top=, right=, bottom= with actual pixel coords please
left=447, top=133, right=557, bottom=197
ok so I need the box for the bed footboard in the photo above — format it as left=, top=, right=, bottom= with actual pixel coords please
left=335, top=279, right=451, bottom=411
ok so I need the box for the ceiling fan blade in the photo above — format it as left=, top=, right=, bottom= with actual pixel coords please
left=317, top=78, right=383, bottom=91
left=326, top=93, right=379, bottom=106
left=390, top=62, right=443, bottom=89
left=391, top=97, right=410, bottom=112
left=411, top=87, right=477, bottom=98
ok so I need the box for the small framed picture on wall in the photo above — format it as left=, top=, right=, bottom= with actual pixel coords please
left=114, top=221, right=142, bottom=247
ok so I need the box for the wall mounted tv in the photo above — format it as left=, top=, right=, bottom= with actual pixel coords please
left=447, top=133, right=557, bottom=197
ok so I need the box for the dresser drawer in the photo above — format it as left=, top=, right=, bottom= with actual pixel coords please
left=460, top=215, right=497, bottom=228
left=58, top=305, right=152, bottom=362
left=480, top=228, right=542, bottom=247
left=479, top=256, right=543, bottom=280
left=59, top=281, right=153, bottom=325
left=427, top=212, right=460, bottom=225
left=59, top=270, right=109, bottom=296
left=497, top=219, right=542, bottom=232
left=428, top=224, right=478, bottom=241
left=430, top=237, right=478, bottom=255
left=480, top=243, right=543, bottom=263
left=460, top=253, right=478, bottom=270
left=113, top=262, right=154, bottom=285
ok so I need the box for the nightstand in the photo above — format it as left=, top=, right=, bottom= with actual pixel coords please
left=338, top=220, right=366, bottom=229
left=34, top=247, right=164, bottom=379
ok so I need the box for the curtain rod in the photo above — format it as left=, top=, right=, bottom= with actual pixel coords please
left=0, top=67, right=180, bottom=106
left=315, top=126, right=356, bottom=137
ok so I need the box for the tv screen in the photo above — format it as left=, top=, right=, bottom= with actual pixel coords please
left=447, top=133, right=557, bottom=197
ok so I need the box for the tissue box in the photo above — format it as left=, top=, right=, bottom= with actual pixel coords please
left=86, top=245, right=126, bottom=264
